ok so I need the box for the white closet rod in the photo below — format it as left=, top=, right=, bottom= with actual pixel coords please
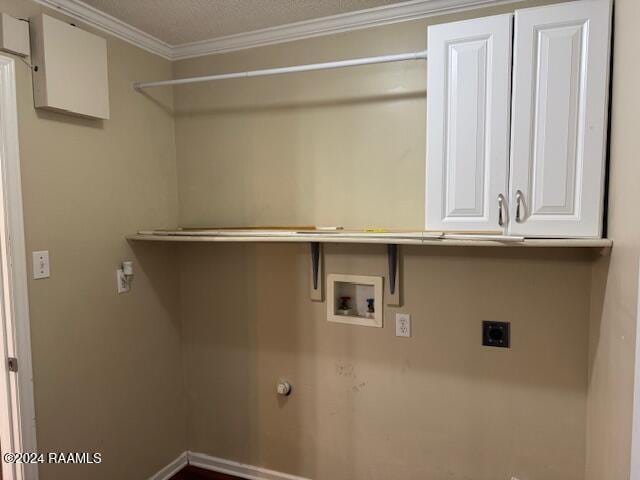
left=133, top=50, right=428, bottom=90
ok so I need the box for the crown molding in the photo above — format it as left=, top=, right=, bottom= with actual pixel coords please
left=32, top=0, right=525, bottom=61
left=33, top=0, right=173, bottom=59
left=171, top=0, right=524, bottom=60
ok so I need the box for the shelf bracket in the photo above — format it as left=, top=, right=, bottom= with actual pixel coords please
left=310, top=242, right=323, bottom=301
left=387, top=244, right=401, bottom=306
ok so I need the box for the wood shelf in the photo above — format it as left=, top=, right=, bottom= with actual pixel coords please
left=127, top=230, right=613, bottom=248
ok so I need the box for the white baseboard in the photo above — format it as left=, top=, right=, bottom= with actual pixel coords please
left=148, top=451, right=188, bottom=480
left=149, top=450, right=311, bottom=480
left=187, top=451, right=311, bottom=480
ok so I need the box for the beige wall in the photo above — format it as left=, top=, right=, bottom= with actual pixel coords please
left=586, top=0, right=640, bottom=479
left=173, top=1, right=559, bottom=230
left=2, top=0, right=633, bottom=479
left=0, top=1, right=186, bottom=479
left=180, top=244, right=592, bottom=480
left=174, top=3, right=598, bottom=479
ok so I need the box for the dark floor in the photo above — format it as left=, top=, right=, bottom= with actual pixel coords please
left=169, top=465, right=241, bottom=480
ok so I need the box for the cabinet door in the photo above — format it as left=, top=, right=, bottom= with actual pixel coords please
left=426, top=14, right=513, bottom=232
left=508, top=0, right=612, bottom=238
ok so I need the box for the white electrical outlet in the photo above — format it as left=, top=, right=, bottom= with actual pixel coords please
left=32, top=250, right=50, bottom=279
left=395, top=313, right=411, bottom=337
left=116, top=268, right=129, bottom=294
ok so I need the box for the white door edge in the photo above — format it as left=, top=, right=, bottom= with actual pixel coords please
left=0, top=54, right=38, bottom=480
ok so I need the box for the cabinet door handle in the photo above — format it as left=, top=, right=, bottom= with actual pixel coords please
left=498, top=194, right=506, bottom=227
left=515, top=190, right=524, bottom=223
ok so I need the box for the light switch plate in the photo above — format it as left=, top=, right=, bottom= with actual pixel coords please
left=396, top=313, right=411, bottom=337
left=32, top=250, right=50, bottom=279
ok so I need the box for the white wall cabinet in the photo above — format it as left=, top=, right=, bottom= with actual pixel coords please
left=508, top=0, right=611, bottom=237
left=425, top=14, right=513, bottom=232
left=426, top=0, right=612, bottom=238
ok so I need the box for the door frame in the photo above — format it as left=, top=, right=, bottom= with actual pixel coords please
left=0, top=54, right=38, bottom=480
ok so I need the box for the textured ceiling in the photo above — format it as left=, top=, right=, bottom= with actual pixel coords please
left=81, top=0, right=412, bottom=45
